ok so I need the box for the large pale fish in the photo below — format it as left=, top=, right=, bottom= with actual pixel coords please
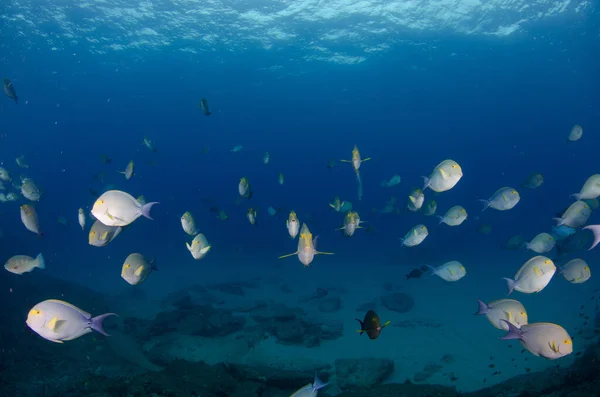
left=503, top=256, right=556, bottom=295
left=181, top=211, right=198, bottom=235
left=500, top=321, right=573, bottom=360
left=560, top=258, right=590, bottom=284
left=186, top=233, right=211, bottom=260
left=475, top=299, right=527, bottom=330
left=571, top=174, right=600, bottom=200
left=121, top=253, right=157, bottom=285
left=289, top=373, right=328, bottom=397
left=428, top=261, right=466, bottom=282
left=279, top=223, right=333, bottom=267
left=341, top=145, right=370, bottom=172
left=20, top=204, right=42, bottom=236
left=26, top=299, right=117, bottom=343
left=399, top=224, right=428, bottom=247
left=438, top=205, right=467, bottom=226
left=422, top=159, right=463, bottom=193
left=4, top=253, right=45, bottom=275
left=524, top=233, right=555, bottom=254
left=3, top=78, right=18, bottom=103
left=480, top=187, right=520, bottom=211
left=554, top=200, right=591, bottom=228
left=287, top=211, right=300, bottom=239
left=88, top=220, right=122, bottom=247
left=91, top=190, right=158, bottom=227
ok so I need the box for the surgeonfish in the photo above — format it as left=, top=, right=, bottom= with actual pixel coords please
left=503, top=256, right=556, bottom=295
left=422, top=159, right=463, bottom=193
left=247, top=208, right=257, bottom=225
left=524, top=233, right=556, bottom=254
left=143, top=136, right=157, bottom=152
left=78, top=208, right=86, bottom=230
left=474, top=299, right=528, bottom=330
left=231, top=145, right=244, bottom=152
left=522, top=172, right=544, bottom=189
left=554, top=200, right=591, bottom=228
left=238, top=177, right=253, bottom=199
left=289, top=373, right=329, bottom=397
left=199, top=98, right=211, bottom=116
left=480, top=187, right=520, bottom=211
left=121, top=253, right=157, bottom=285
left=278, top=223, right=333, bottom=267
left=338, top=211, right=362, bottom=237
left=4, top=254, right=45, bottom=275
left=329, top=196, right=345, bottom=212
left=263, top=152, right=270, bottom=164
left=26, top=299, right=117, bottom=343
left=500, top=321, right=573, bottom=360
left=567, top=124, right=583, bottom=142
left=422, top=199, right=437, bottom=216
left=88, top=220, right=123, bottom=247
left=186, top=233, right=211, bottom=260
left=560, top=258, right=591, bottom=284
left=438, top=205, right=467, bottom=226
left=20, top=204, right=42, bottom=236
left=16, top=155, right=29, bottom=169
left=20, top=177, right=41, bottom=201
left=407, top=188, right=424, bottom=212
left=571, top=174, right=600, bottom=200
left=3, top=78, right=18, bottom=103
left=380, top=175, right=401, bottom=188
left=355, top=310, right=390, bottom=340
left=341, top=145, right=370, bottom=201
left=91, top=190, right=158, bottom=227
left=0, top=167, right=11, bottom=182
left=399, top=224, right=428, bottom=247
left=287, top=211, right=300, bottom=239
left=181, top=211, right=198, bottom=235
left=120, top=161, right=135, bottom=180
left=428, top=261, right=466, bottom=282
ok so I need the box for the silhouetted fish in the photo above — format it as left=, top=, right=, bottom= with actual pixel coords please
left=199, top=98, right=211, bottom=116
left=89, top=188, right=100, bottom=198
left=405, top=265, right=429, bottom=280
left=355, top=310, right=390, bottom=340
left=3, top=78, right=18, bottom=103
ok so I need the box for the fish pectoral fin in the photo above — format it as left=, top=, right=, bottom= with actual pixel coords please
left=409, top=196, right=417, bottom=204
left=504, top=311, right=513, bottom=322
left=278, top=251, right=299, bottom=259
left=533, top=267, right=544, bottom=276
left=439, top=168, right=449, bottom=179
left=46, top=317, right=66, bottom=332
left=362, top=157, right=371, bottom=162
left=381, top=320, right=391, bottom=328
left=134, top=266, right=145, bottom=277
left=315, top=251, right=334, bottom=255
left=548, top=340, right=559, bottom=353
left=355, top=329, right=365, bottom=334
left=340, top=159, right=351, bottom=163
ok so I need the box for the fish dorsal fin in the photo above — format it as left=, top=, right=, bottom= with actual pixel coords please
left=134, top=265, right=145, bottom=277
left=47, top=316, right=66, bottom=332
left=45, top=300, right=91, bottom=318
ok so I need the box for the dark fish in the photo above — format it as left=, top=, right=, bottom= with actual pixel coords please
left=199, top=98, right=211, bottom=116
left=327, top=158, right=336, bottom=169
left=355, top=310, right=390, bottom=340
left=405, top=265, right=430, bottom=280
left=3, top=78, right=18, bottom=103
left=100, top=154, right=112, bottom=164
left=555, top=229, right=592, bottom=257
left=88, top=188, right=100, bottom=198
left=209, top=206, right=220, bottom=213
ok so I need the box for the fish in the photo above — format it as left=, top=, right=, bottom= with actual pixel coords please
left=4, top=254, right=45, bottom=275
left=423, top=159, right=463, bottom=193
left=567, top=124, right=583, bottom=142
left=119, top=161, right=135, bottom=180
left=405, top=265, right=430, bottom=280
left=216, top=210, right=228, bottom=221
left=142, top=136, right=157, bottom=152
left=20, top=204, right=42, bottom=236
left=263, top=152, right=270, bottom=164
left=422, top=200, right=437, bottom=216
left=475, top=299, right=528, bottom=330
left=20, top=177, right=41, bottom=201
left=341, top=145, right=371, bottom=201
left=186, top=233, right=211, bottom=260
left=289, top=373, right=328, bottom=397
left=521, top=172, right=544, bottom=189
left=26, top=299, right=117, bottom=343
left=503, top=256, right=556, bottom=295
left=571, top=174, right=600, bottom=200
left=199, top=98, right=211, bottom=116
left=480, top=187, right=520, bottom=211
left=278, top=223, right=333, bottom=267
left=6, top=192, right=19, bottom=201
left=327, top=158, right=336, bottom=169
left=551, top=225, right=576, bottom=241
left=88, top=220, right=123, bottom=247
left=381, top=175, right=401, bottom=188
left=238, top=177, right=253, bottom=199
left=524, top=233, right=555, bottom=254
left=278, top=172, right=285, bottom=185
left=15, top=156, right=29, bottom=169
left=438, top=205, right=467, bottom=226
left=338, top=211, right=362, bottom=237
left=477, top=223, right=493, bottom=235
left=78, top=208, right=86, bottom=230
left=100, top=154, right=112, bottom=164
left=287, top=211, right=300, bottom=239
left=556, top=228, right=592, bottom=256
left=329, top=196, right=345, bottom=212
left=136, top=195, right=147, bottom=205
left=554, top=200, right=591, bottom=228
left=91, top=190, right=158, bottom=227
left=121, top=253, right=157, bottom=285
left=407, top=188, right=424, bottom=212
left=428, top=261, right=466, bottom=282
left=181, top=211, right=198, bottom=235
left=500, top=321, right=573, bottom=360
left=356, top=310, right=390, bottom=340
left=247, top=208, right=257, bottom=225
left=560, top=258, right=591, bottom=284
left=0, top=192, right=6, bottom=202
left=399, top=224, right=428, bottom=247
left=231, top=145, right=244, bottom=152
left=3, top=78, right=18, bottom=103
left=0, top=167, right=11, bottom=182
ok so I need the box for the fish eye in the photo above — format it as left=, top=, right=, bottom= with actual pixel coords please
left=564, top=339, right=572, bottom=344
left=544, top=260, right=551, bottom=264
left=29, top=309, right=40, bottom=316
left=124, top=264, right=131, bottom=268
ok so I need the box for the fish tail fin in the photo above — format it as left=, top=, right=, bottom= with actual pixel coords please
left=583, top=225, right=600, bottom=250
left=90, top=313, right=118, bottom=336
left=474, top=299, right=489, bottom=315
left=312, top=372, right=329, bottom=392
left=356, top=170, right=363, bottom=201
left=425, top=265, right=437, bottom=276
left=36, top=253, right=45, bottom=269
left=478, top=199, right=490, bottom=212
left=503, top=277, right=516, bottom=295
left=499, top=320, right=522, bottom=340
left=553, top=217, right=565, bottom=227
left=150, top=257, right=159, bottom=271
left=355, top=318, right=364, bottom=332
left=141, top=202, right=159, bottom=220
left=436, top=215, right=445, bottom=225
left=570, top=193, right=582, bottom=200
left=421, top=176, right=430, bottom=190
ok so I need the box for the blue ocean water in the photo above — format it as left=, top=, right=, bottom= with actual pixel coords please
left=1, top=1, right=599, bottom=395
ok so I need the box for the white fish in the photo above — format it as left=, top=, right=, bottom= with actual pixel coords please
left=263, top=152, right=270, bottom=164
left=428, top=261, right=466, bottom=282
left=554, top=200, right=591, bottom=228
left=181, top=211, right=198, bottom=235
left=121, top=253, right=157, bottom=285
left=88, top=220, right=122, bottom=247
left=120, top=161, right=134, bottom=180
left=16, top=155, right=29, bottom=168
left=475, top=299, right=527, bottom=330
left=78, top=208, right=86, bottom=230
left=20, top=177, right=41, bottom=201
left=286, top=211, right=300, bottom=239
left=289, top=373, right=328, bottom=397
left=480, top=187, right=520, bottom=211
left=524, top=233, right=555, bottom=254
left=0, top=167, right=11, bottom=182
left=504, top=256, right=556, bottom=295
left=407, top=188, right=424, bottom=212
left=422, top=159, right=463, bottom=193
left=186, top=233, right=211, bottom=260
left=0, top=192, right=6, bottom=202
left=231, top=145, right=244, bottom=152
left=91, top=190, right=158, bottom=227
left=567, top=124, right=583, bottom=142
left=4, top=254, right=45, bottom=275
left=571, top=174, right=600, bottom=200
left=20, top=204, right=42, bottom=236
left=338, top=211, right=361, bottom=237
left=560, top=258, right=590, bottom=284
left=247, top=208, right=257, bottom=225
left=500, top=321, right=573, bottom=360
left=438, top=205, right=467, bottom=226
left=278, top=223, right=333, bottom=267
left=400, top=224, right=428, bottom=247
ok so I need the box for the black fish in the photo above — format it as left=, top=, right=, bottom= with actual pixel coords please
left=405, top=265, right=430, bottom=280
left=3, top=78, right=18, bottom=104
left=355, top=310, right=390, bottom=340
left=88, top=188, right=100, bottom=198
left=199, top=98, right=211, bottom=116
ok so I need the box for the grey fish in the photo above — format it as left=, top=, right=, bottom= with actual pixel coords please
left=199, top=98, right=211, bottom=116
left=3, top=78, right=18, bottom=103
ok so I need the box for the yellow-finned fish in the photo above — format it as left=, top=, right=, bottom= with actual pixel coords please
left=286, top=211, right=300, bottom=239
left=341, top=145, right=370, bottom=201
left=120, top=161, right=135, bottom=180
left=247, top=208, right=257, bottom=225
left=278, top=223, right=333, bottom=267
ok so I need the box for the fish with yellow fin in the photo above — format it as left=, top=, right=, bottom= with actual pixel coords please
left=341, top=145, right=370, bottom=201
left=356, top=310, right=390, bottom=340
left=278, top=223, right=333, bottom=266
left=287, top=211, right=300, bottom=238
